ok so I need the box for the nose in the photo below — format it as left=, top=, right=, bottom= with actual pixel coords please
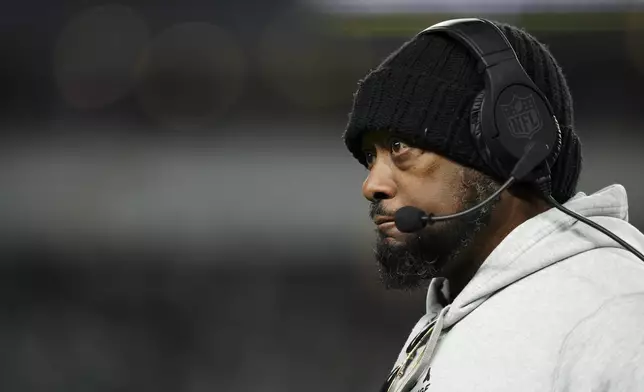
left=362, top=161, right=396, bottom=202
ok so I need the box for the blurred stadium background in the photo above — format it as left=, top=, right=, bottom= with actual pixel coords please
left=0, top=0, right=643, bottom=391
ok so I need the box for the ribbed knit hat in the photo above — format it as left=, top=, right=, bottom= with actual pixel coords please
left=343, top=21, right=582, bottom=203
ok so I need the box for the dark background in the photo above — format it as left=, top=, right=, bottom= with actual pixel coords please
left=1, top=1, right=643, bottom=391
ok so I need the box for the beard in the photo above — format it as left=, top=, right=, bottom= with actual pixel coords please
left=370, top=170, right=501, bottom=291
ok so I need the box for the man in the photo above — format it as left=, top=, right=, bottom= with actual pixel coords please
left=342, top=19, right=644, bottom=391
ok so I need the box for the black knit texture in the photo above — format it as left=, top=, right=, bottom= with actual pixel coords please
left=343, top=21, right=582, bottom=204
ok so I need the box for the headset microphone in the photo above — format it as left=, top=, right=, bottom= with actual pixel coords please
left=395, top=142, right=549, bottom=233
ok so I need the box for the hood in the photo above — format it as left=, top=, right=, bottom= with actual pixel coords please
left=398, top=184, right=643, bottom=385
left=427, top=185, right=641, bottom=328
left=435, top=184, right=637, bottom=328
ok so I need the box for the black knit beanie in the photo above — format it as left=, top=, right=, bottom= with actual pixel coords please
left=343, top=21, right=582, bottom=204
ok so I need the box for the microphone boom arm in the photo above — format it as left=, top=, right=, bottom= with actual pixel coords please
left=427, top=177, right=515, bottom=223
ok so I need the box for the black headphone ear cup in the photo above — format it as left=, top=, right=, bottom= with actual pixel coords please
left=470, top=91, right=504, bottom=179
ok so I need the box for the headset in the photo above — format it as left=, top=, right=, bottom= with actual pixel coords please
left=420, top=18, right=562, bottom=186
left=393, top=18, right=644, bottom=263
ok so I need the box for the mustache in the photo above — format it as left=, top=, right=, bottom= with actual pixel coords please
left=369, top=201, right=397, bottom=220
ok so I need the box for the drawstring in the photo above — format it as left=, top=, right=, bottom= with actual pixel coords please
left=382, top=279, right=452, bottom=392
left=416, top=304, right=450, bottom=372
left=392, top=304, right=451, bottom=392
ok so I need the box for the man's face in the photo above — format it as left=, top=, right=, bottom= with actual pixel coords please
left=360, top=130, right=501, bottom=291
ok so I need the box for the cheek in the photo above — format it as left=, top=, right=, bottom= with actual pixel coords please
left=401, top=169, right=464, bottom=214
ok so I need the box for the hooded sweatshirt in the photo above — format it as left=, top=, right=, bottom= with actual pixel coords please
left=383, top=184, right=644, bottom=392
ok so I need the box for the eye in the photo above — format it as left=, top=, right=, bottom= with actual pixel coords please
left=389, top=138, right=409, bottom=154
left=364, top=151, right=376, bottom=167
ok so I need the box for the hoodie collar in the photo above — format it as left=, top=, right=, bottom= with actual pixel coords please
left=425, top=184, right=630, bottom=328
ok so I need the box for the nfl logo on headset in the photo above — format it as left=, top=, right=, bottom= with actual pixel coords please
left=500, top=94, right=543, bottom=139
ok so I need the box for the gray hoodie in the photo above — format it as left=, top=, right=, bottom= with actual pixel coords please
left=383, top=184, right=644, bottom=392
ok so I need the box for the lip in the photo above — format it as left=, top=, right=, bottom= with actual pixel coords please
left=373, top=216, right=395, bottom=225
left=376, top=221, right=402, bottom=241
left=373, top=216, right=402, bottom=240
left=377, top=221, right=396, bottom=230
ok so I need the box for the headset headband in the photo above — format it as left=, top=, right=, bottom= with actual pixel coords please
left=418, top=18, right=561, bottom=183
